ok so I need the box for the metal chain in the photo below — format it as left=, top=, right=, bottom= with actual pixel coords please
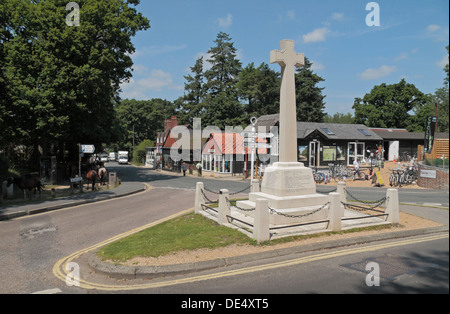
left=344, top=188, right=386, bottom=204
left=203, top=185, right=250, bottom=195
left=269, top=202, right=330, bottom=218
left=341, top=197, right=387, bottom=212
left=200, top=189, right=218, bottom=203
left=229, top=185, right=250, bottom=195
left=226, top=197, right=255, bottom=211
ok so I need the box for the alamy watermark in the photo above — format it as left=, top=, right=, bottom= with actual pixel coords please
left=66, top=262, right=80, bottom=287
left=365, top=262, right=381, bottom=286
left=66, top=2, right=80, bottom=27
left=366, top=2, right=380, bottom=27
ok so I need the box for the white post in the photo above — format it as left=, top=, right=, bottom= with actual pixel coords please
left=250, top=123, right=256, bottom=187
left=253, top=198, right=270, bottom=243
left=218, top=189, right=230, bottom=225
left=328, top=192, right=342, bottom=232
left=385, top=189, right=400, bottom=224
left=336, top=181, right=346, bottom=217
left=195, top=182, right=205, bottom=214
left=251, top=179, right=260, bottom=192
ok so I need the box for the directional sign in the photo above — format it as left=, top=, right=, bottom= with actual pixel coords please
left=256, top=133, right=274, bottom=138
left=240, top=131, right=256, bottom=138
left=243, top=137, right=256, bottom=142
left=81, top=145, right=95, bottom=154
left=243, top=142, right=272, bottom=149
left=240, top=132, right=274, bottom=138
left=255, top=143, right=272, bottom=149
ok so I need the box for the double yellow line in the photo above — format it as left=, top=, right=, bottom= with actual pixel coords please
left=53, top=221, right=448, bottom=291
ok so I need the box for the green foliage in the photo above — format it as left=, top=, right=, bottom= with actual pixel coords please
left=353, top=79, right=430, bottom=131
left=132, top=139, right=154, bottom=165
left=0, top=0, right=150, bottom=167
left=324, top=112, right=355, bottom=124
left=295, top=58, right=327, bottom=122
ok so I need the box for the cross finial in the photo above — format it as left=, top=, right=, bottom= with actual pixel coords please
left=270, top=40, right=305, bottom=68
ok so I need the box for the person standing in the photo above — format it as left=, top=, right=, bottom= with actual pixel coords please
left=182, top=162, right=187, bottom=176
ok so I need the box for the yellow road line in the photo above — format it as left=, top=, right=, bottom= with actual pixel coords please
left=53, top=225, right=448, bottom=291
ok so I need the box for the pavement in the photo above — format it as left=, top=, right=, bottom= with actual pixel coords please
left=0, top=182, right=147, bottom=221
left=1, top=176, right=448, bottom=281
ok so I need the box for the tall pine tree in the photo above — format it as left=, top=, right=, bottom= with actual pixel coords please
left=203, top=32, right=243, bottom=128
left=295, top=58, right=326, bottom=122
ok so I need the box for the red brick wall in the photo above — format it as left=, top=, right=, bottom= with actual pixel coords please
left=417, top=162, right=449, bottom=190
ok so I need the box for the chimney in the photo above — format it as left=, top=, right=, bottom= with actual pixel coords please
left=164, top=116, right=178, bottom=131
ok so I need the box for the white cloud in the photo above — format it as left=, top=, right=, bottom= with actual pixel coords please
left=331, top=12, right=344, bottom=21
left=120, top=69, right=183, bottom=99
left=310, top=61, right=325, bottom=71
left=427, top=24, right=441, bottom=32
left=303, top=28, right=330, bottom=43
left=436, top=54, right=449, bottom=68
left=357, top=65, right=397, bottom=80
left=218, top=14, right=233, bottom=28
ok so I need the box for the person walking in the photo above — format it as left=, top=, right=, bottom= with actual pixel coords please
left=182, top=162, right=187, bottom=176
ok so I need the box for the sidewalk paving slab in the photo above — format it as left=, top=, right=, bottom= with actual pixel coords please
left=0, top=182, right=146, bottom=221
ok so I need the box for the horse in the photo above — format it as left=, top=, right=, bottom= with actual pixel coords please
left=85, top=170, right=99, bottom=191
left=98, top=167, right=107, bottom=186
left=7, top=173, right=45, bottom=200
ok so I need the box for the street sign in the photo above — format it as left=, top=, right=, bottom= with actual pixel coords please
left=81, top=145, right=95, bottom=154
left=255, top=143, right=272, bottom=149
left=243, top=142, right=272, bottom=149
left=243, top=137, right=256, bottom=142
left=240, top=132, right=274, bottom=138
left=240, top=131, right=256, bottom=138
left=256, top=133, right=274, bottom=138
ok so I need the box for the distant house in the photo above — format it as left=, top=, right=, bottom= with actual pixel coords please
left=201, top=132, right=250, bottom=175
left=371, top=128, right=449, bottom=161
left=297, top=122, right=383, bottom=167
left=253, top=114, right=384, bottom=167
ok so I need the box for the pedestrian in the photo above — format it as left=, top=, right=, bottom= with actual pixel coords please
left=182, top=162, right=187, bottom=176
left=353, top=158, right=361, bottom=180
left=196, top=162, right=202, bottom=177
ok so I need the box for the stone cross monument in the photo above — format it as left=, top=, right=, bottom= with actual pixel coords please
left=270, top=40, right=304, bottom=163
left=238, top=39, right=328, bottom=219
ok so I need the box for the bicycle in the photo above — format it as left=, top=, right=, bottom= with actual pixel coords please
left=328, top=163, right=352, bottom=182
left=313, top=170, right=330, bottom=184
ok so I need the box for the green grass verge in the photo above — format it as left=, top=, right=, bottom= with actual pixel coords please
left=97, top=210, right=396, bottom=264
left=97, top=213, right=257, bottom=262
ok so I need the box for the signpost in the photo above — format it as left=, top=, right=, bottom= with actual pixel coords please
left=240, top=118, right=275, bottom=185
left=78, top=144, right=95, bottom=177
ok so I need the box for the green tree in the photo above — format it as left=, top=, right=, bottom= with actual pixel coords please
left=434, top=45, right=449, bottom=132
left=353, top=79, right=429, bottom=131
left=237, top=62, right=280, bottom=117
left=295, top=58, right=326, bottom=122
left=177, top=56, right=205, bottom=125
left=324, top=112, right=355, bottom=124
left=115, top=98, right=176, bottom=153
left=203, top=32, right=244, bottom=128
left=0, top=0, right=150, bottom=168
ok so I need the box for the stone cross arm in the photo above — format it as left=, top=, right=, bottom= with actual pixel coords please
left=270, top=39, right=305, bottom=68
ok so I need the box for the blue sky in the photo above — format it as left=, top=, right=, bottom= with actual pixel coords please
left=120, top=0, right=449, bottom=116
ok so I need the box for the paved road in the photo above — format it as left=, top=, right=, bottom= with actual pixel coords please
left=0, top=162, right=447, bottom=295
left=109, top=163, right=450, bottom=207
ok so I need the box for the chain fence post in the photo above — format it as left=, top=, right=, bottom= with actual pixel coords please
left=328, top=192, right=342, bottom=232
left=253, top=198, right=270, bottom=243
left=218, top=189, right=230, bottom=225
left=252, top=179, right=260, bottom=192
left=195, top=182, right=204, bottom=214
left=385, top=189, right=399, bottom=223
left=337, top=181, right=346, bottom=217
